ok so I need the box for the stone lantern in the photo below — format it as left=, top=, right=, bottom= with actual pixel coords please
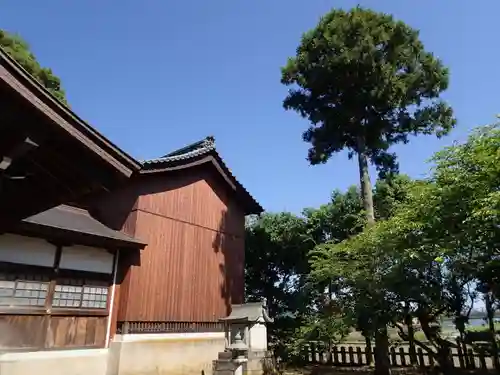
left=217, top=300, right=274, bottom=375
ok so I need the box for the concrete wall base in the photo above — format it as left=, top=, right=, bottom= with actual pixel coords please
left=0, top=349, right=108, bottom=375
left=109, top=332, right=225, bottom=375
left=0, top=332, right=226, bottom=375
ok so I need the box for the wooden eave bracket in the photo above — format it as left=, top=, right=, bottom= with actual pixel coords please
left=0, top=137, right=38, bottom=171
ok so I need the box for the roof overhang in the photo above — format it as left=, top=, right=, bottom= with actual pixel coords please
left=12, top=205, right=147, bottom=250
left=0, top=48, right=142, bottom=226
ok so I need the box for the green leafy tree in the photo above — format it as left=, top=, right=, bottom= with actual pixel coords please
left=0, top=30, right=67, bottom=104
left=246, top=176, right=414, bottom=365
left=311, top=123, right=500, bottom=374
left=281, top=7, right=455, bottom=226
left=373, top=174, right=415, bottom=220
left=304, top=186, right=365, bottom=244
left=245, top=212, right=315, bottom=361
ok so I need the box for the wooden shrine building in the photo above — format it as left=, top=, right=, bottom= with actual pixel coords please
left=0, top=47, right=263, bottom=375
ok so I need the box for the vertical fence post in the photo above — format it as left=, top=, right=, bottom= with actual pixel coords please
left=340, top=346, right=347, bottom=364
left=333, top=346, right=339, bottom=365
left=327, top=346, right=333, bottom=364
left=478, top=351, right=487, bottom=370
left=311, top=343, right=317, bottom=364
left=348, top=346, right=355, bottom=365
left=467, top=349, right=476, bottom=369
left=399, top=347, right=407, bottom=367
left=417, top=348, right=425, bottom=368
left=390, top=347, right=397, bottom=366
left=356, top=347, right=363, bottom=365
left=365, top=343, right=373, bottom=366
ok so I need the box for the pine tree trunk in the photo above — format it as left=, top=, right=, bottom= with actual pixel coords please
left=374, top=327, right=391, bottom=375
left=357, top=137, right=375, bottom=225
left=358, top=136, right=386, bottom=373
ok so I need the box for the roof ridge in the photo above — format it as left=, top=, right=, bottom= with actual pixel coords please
left=141, top=136, right=216, bottom=165
left=162, top=136, right=215, bottom=158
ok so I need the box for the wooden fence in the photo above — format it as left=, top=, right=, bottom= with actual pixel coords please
left=303, top=343, right=496, bottom=369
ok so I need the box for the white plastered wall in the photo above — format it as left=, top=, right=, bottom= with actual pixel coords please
left=60, top=245, right=114, bottom=274
left=0, top=234, right=56, bottom=267
left=108, top=332, right=226, bottom=375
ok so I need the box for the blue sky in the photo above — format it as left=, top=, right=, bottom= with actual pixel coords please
left=2, top=1, right=498, bottom=213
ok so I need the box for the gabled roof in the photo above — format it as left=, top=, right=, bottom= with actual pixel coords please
left=0, top=48, right=141, bottom=177
left=141, top=137, right=263, bottom=215
left=16, top=205, right=146, bottom=249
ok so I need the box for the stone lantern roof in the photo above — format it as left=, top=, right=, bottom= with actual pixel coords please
left=219, top=301, right=274, bottom=323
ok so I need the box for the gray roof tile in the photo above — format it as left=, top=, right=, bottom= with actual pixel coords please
left=22, top=205, right=145, bottom=246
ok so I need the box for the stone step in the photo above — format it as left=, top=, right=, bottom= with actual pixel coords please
left=214, top=360, right=237, bottom=372
left=213, top=371, right=235, bottom=375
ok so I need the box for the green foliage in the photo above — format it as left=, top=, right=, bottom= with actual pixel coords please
left=303, top=186, right=365, bottom=244
left=308, top=122, right=500, bottom=372
left=373, top=174, right=415, bottom=220
left=245, top=212, right=315, bottom=360
left=0, top=30, right=67, bottom=105
left=245, top=212, right=311, bottom=314
left=245, top=174, right=414, bottom=363
left=290, top=312, right=350, bottom=357
left=281, top=6, right=455, bottom=177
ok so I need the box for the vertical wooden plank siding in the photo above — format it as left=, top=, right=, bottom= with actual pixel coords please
left=118, top=167, right=246, bottom=322
left=49, top=316, right=107, bottom=348
left=0, top=315, right=107, bottom=349
left=0, top=315, right=48, bottom=349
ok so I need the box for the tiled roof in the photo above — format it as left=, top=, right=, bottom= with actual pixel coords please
left=140, top=137, right=263, bottom=214
left=22, top=205, right=145, bottom=247
left=142, top=136, right=216, bottom=165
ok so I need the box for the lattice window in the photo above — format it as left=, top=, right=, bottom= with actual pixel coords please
left=0, top=272, right=49, bottom=307
left=52, top=278, right=108, bottom=309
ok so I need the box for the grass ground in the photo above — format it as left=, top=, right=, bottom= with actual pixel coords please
left=343, top=329, right=424, bottom=344
left=343, top=323, right=500, bottom=344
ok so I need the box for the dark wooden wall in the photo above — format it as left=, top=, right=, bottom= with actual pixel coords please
left=94, top=165, right=246, bottom=324
left=0, top=315, right=107, bottom=350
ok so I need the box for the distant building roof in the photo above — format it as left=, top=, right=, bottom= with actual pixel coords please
left=141, top=136, right=263, bottom=215
left=18, top=205, right=146, bottom=249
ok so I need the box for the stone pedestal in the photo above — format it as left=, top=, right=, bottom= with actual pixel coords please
left=246, top=350, right=275, bottom=375
left=213, top=351, right=246, bottom=375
